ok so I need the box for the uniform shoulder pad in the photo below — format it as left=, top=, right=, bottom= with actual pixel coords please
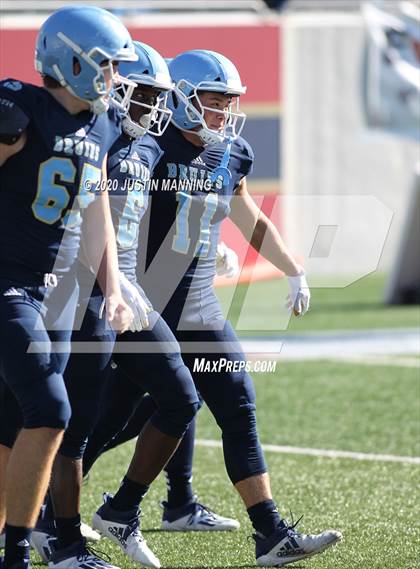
left=0, top=96, right=29, bottom=145
left=137, top=134, right=164, bottom=172
left=233, top=135, right=254, bottom=177
left=0, top=78, right=44, bottom=120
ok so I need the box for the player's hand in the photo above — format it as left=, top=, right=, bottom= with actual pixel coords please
left=119, top=272, right=152, bottom=332
left=286, top=269, right=310, bottom=317
left=100, top=293, right=134, bottom=333
left=216, top=242, right=239, bottom=278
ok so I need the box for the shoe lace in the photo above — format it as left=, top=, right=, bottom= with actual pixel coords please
left=193, top=501, right=218, bottom=520
left=251, top=511, right=304, bottom=544
left=285, top=510, right=304, bottom=538
left=161, top=497, right=218, bottom=521
left=77, top=543, right=112, bottom=566
left=124, top=518, right=144, bottom=543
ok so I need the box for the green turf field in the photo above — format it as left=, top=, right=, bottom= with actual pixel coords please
left=26, top=273, right=418, bottom=569
left=216, top=272, right=420, bottom=334
left=73, top=359, right=419, bottom=569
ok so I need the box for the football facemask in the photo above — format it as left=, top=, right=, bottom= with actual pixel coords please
left=118, top=83, right=173, bottom=138
left=174, top=79, right=246, bottom=145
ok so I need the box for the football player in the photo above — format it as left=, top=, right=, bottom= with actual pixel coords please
left=89, top=50, right=342, bottom=567
left=0, top=6, right=136, bottom=569
left=81, top=240, right=241, bottom=533
left=31, top=42, right=200, bottom=569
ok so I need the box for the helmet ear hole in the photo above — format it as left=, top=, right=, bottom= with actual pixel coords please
left=73, top=57, right=81, bottom=76
left=171, top=91, right=178, bottom=109
left=43, top=36, right=47, bottom=49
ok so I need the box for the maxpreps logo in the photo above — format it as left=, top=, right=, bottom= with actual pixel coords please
left=53, top=128, right=100, bottom=162
left=193, top=358, right=277, bottom=373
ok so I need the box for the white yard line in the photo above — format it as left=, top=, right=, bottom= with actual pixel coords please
left=196, top=439, right=420, bottom=465
left=246, top=353, right=420, bottom=367
left=327, top=355, right=420, bottom=368
left=240, top=328, right=420, bottom=360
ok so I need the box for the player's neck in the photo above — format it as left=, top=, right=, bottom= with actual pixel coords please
left=44, top=86, right=91, bottom=115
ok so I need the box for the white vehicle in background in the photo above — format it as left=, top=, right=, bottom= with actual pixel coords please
left=362, top=0, right=420, bottom=305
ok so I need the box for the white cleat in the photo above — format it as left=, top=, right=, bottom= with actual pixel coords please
left=255, top=520, right=342, bottom=567
left=92, top=494, right=160, bottom=569
left=80, top=523, right=101, bottom=543
left=48, top=539, right=120, bottom=569
left=161, top=498, right=240, bottom=531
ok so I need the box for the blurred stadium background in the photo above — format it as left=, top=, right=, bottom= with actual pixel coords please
left=1, top=0, right=418, bottom=300
left=1, top=2, right=419, bottom=568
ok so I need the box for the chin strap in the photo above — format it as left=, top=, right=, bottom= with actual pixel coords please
left=122, top=116, right=146, bottom=139
left=210, top=137, right=233, bottom=189
left=198, top=128, right=225, bottom=146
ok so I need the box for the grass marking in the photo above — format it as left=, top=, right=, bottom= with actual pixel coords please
left=196, top=439, right=420, bottom=465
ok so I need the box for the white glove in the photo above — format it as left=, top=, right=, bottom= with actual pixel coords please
left=216, top=242, right=239, bottom=278
left=119, top=272, right=152, bottom=332
left=286, top=271, right=310, bottom=317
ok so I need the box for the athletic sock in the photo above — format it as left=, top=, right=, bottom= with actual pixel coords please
left=4, top=524, right=31, bottom=567
left=111, top=476, right=149, bottom=512
left=55, top=515, right=82, bottom=550
left=247, top=499, right=282, bottom=538
left=165, top=473, right=194, bottom=508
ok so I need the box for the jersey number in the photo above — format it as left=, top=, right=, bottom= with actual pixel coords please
left=172, top=191, right=218, bottom=257
left=32, top=157, right=100, bottom=226
left=116, top=187, right=145, bottom=248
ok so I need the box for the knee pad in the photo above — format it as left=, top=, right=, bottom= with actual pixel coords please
left=59, top=431, right=88, bottom=460
left=59, top=412, right=97, bottom=459
left=220, top=403, right=257, bottom=436
left=59, top=380, right=108, bottom=459
left=220, top=405, right=267, bottom=484
left=22, top=372, right=71, bottom=430
left=151, top=400, right=200, bottom=439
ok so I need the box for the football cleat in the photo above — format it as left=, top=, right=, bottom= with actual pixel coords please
left=48, top=538, right=119, bottom=569
left=31, top=529, right=57, bottom=563
left=92, top=493, right=160, bottom=568
left=254, top=516, right=342, bottom=567
left=161, top=497, right=240, bottom=531
left=32, top=522, right=101, bottom=562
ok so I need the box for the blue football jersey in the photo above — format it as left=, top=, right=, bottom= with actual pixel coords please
left=107, top=133, right=163, bottom=283
left=0, top=79, right=121, bottom=284
left=138, top=124, right=254, bottom=299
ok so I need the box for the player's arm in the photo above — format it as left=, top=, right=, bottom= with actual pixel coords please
left=230, top=177, right=301, bottom=275
left=0, top=99, right=29, bottom=167
left=82, top=156, right=133, bottom=331
left=229, top=177, right=310, bottom=316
